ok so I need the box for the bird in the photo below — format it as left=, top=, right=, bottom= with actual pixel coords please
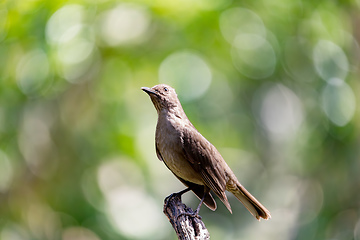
left=141, top=84, right=271, bottom=220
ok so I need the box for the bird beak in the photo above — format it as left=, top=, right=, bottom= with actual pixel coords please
left=141, top=87, right=158, bottom=96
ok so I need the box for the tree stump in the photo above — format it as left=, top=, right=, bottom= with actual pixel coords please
left=163, top=194, right=210, bottom=240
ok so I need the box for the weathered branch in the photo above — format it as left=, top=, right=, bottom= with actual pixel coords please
left=163, top=194, right=210, bottom=240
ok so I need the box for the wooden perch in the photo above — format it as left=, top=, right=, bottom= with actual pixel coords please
left=163, top=194, right=210, bottom=240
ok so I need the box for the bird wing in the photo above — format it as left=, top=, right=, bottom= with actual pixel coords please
left=181, top=126, right=232, bottom=213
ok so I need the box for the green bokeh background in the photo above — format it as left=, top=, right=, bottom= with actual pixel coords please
left=0, top=0, right=359, bottom=239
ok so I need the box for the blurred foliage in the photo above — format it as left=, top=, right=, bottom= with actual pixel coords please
left=0, top=0, right=360, bottom=239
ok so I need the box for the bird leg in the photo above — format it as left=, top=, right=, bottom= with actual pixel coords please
left=176, top=187, right=210, bottom=220
left=194, top=192, right=207, bottom=215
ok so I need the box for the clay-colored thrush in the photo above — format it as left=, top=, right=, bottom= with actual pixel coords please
left=142, top=84, right=271, bottom=220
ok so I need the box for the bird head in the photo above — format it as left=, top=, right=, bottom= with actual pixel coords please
left=141, top=84, right=181, bottom=113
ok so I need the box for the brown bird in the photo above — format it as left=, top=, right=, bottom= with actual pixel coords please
left=142, top=84, right=271, bottom=220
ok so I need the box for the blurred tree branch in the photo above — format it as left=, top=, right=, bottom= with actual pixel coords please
left=163, top=194, right=210, bottom=240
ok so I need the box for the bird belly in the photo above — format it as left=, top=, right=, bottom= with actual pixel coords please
left=162, top=151, right=204, bottom=185
left=157, top=133, right=203, bottom=185
left=156, top=114, right=204, bottom=185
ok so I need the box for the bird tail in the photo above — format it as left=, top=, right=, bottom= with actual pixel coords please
left=230, top=183, right=271, bottom=220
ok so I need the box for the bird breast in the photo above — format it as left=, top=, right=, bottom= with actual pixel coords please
left=156, top=113, right=204, bottom=185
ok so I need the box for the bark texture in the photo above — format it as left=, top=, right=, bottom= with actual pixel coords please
left=163, top=194, right=210, bottom=240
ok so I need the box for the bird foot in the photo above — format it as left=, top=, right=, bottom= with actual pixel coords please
left=164, top=188, right=191, bottom=211
left=165, top=192, right=180, bottom=202
left=164, top=193, right=181, bottom=211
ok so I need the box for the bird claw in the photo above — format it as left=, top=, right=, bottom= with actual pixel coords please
left=165, top=192, right=179, bottom=201
left=164, top=193, right=180, bottom=211
left=164, top=188, right=191, bottom=211
left=163, top=188, right=203, bottom=221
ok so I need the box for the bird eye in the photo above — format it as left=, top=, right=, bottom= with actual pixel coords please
left=164, top=87, right=168, bottom=92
